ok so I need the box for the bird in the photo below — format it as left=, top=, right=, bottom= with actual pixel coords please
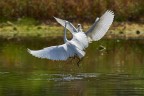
left=28, top=21, right=88, bottom=63
left=28, top=10, right=114, bottom=65
left=54, top=10, right=114, bottom=42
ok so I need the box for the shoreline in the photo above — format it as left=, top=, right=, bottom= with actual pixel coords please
left=0, top=22, right=144, bottom=40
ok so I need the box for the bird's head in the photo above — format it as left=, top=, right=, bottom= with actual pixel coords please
left=77, top=24, right=82, bottom=32
left=65, top=21, right=68, bottom=27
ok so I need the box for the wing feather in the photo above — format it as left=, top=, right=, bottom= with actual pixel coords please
left=86, top=10, right=114, bottom=41
left=54, top=17, right=77, bottom=33
left=28, top=43, right=75, bottom=61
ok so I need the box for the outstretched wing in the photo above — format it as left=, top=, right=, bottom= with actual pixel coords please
left=28, top=43, right=75, bottom=61
left=54, top=17, right=77, bottom=33
left=86, top=10, right=114, bottom=41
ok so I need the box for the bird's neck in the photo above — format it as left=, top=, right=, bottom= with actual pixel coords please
left=78, top=28, right=82, bottom=32
left=77, top=25, right=82, bottom=32
left=64, top=23, right=68, bottom=43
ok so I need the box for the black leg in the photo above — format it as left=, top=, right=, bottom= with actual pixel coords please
left=66, top=56, right=83, bottom=67
left=76, top=57, right=83, bottom=67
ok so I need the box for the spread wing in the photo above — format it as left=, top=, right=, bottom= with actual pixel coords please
left=86, top=10, right=114, bottom=41
left=28, top=43, right=75, bottom=61
left=54, top=17, right=77, bottom=33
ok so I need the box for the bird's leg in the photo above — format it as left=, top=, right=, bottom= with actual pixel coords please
left=76, top=57, right=83, bottom=67
left=66, top=56, right=76, bottom=64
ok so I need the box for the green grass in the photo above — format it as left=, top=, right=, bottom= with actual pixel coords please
left=0, top=22, right=144, bottom=39
left=0, top=25, right=63, bottom=38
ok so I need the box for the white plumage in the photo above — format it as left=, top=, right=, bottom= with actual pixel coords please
left=28, top=10, right=114, bottom=61
left=54, top=17, right=77, bottom=34
left=86, top=10, right=114, bottom=41
left=28, top=42, right=85, bottom=60
left=55, top=10, right=114, bottom=42
left=28, top=21, right=88, bottom=60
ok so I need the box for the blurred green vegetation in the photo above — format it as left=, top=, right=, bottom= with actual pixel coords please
left=0, top=0, right=143, bottom=24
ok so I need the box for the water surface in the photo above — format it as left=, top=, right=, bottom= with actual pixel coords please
left=0, top=38, right=144, bottom=96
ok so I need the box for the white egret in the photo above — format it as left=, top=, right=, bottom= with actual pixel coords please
left=28, top=21, right=88, bottom=61
left=54, top=10, right=114, bottom=42
left=28, top=10, right=114, bottom=65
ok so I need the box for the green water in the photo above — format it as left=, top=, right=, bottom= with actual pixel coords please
left=0, top=38, right=144, bottom=96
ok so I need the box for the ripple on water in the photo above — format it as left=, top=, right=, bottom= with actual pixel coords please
left=27, top=73, right=100, bottom=82
left=0, top=72, right=10, bottom=74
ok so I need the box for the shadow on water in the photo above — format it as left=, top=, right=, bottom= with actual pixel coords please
left=0, top=37, right=144, bottom=96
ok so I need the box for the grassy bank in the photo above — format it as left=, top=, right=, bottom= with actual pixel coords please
left=0, top=22, right=144, bottom=40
